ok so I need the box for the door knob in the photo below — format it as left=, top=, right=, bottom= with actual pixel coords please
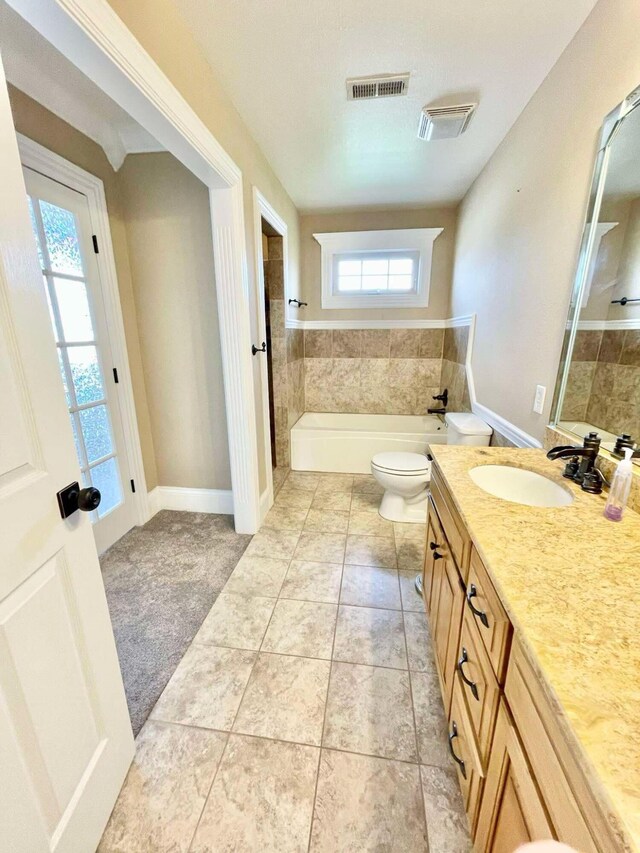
left=251, top=341, right=267, bottom=355
left=57, top=482, right=101, bottom=519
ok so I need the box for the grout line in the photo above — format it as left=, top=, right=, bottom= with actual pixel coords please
left=306, top=547, right=344, bottom=852
left=186, top=729, right=231, bottom=852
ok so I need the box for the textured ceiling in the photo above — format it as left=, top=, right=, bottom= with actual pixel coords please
left=178, top=0, right=598, bottom=210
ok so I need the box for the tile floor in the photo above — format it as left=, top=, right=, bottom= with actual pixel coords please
left=99, top=472, right=472, bottom=852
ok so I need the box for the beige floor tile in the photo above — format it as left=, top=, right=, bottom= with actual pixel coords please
left=333, top=605, right=407, bottom=669
left=150, top=645, right=256, bottom=730
left=404, top=610, right=434, bottom=671
left=396, top=538, right=426, bottom=570
left=262, top=599, right=338, bottom=659
left=352, top=474, right=384, bottom=495
left=223, top=555, right=289, bottom=598
left=234, top=653, right=330, bottom=745
left=393, top=521, right=427, bottom=541
left=399, top=571, right=425, bottom=611
left=194, top=593, right=275, bottom=650
left=340, top=565, right=401, bottom=609
left=323, top=662, right=417, bottom=761
left=311, top=491, right=352, bottom=512
left=191, top=734, right=319, bottom=853
left=294, top=531, right=346, bottom=563
left=310, top=750, right=428, bottom=852
left=285, top=471, right=321, bottom=491
left=98, top=721, right=226, bottom=853
left=420, top=764, right=472, bottom=852
left=411, top=670, right=450, bottom=767
left=350, top=492, right=381, bottom=513
left=280, top=560, right=343, bottom=603
left=244, top=526, right=300, bottom=560
left=274, top=488, right=315, bottom=510
left=315, top=473, right=354, bottom=493
left=304, top=509, right=350, bottom=534
left=345, top=534, right=397, bottom=568
left=348, top=511, right=394, bottom=537
left=263, top=504, right=309, bottom=531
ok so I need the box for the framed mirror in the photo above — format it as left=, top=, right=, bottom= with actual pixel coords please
left=552, top=85, right=640, bottom=465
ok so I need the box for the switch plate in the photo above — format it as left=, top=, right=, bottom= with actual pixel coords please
left=533, top=384, right=546, bottom=414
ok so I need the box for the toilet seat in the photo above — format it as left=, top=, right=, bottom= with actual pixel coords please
left=371, top=451, right=429, bottom=475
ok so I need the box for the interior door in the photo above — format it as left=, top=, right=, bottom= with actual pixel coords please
left=22, top=166, right=136, bottom=554
left=0, top=58, right=133, bottom=852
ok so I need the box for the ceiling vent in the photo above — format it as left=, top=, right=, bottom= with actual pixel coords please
left=417, top=103, right=476, bottom=141
left=347, top=73, right=410, bottom=101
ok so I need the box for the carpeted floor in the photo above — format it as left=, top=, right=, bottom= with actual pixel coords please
left=99, top=510, right=252, bottom=735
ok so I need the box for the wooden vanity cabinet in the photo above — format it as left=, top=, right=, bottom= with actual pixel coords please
left=423, top=463, right=619, bottom=853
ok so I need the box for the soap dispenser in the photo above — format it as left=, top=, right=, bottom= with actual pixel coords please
left=603, top=448, right=634, bottom=522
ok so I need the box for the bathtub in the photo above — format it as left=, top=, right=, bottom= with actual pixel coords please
left=290, top=412, right=447, bottom=474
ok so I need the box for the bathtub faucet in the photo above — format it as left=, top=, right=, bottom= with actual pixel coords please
left=428, top=388, right=448, bottom=415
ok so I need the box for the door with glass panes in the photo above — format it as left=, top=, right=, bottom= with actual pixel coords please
left=23, top=166, right=136, bottom=553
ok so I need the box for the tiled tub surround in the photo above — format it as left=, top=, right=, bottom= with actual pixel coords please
left=99, top=471, right=470, bottom=852
left=562, top=328, right=640, bottom=438
left=441, top=324, right=471, bottom=414
left=303, top=328, right=445, bottom=415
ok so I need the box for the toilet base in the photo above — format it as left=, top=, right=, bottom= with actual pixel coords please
left=379, top=489, right=428, bottom=523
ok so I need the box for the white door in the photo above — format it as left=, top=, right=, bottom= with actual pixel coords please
left=0, top=59, right=133, bottom=851
left=23, top=167, right=136, bottom=554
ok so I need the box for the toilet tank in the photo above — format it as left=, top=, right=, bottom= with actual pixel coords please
left=445, top=412, right=492, bottom=446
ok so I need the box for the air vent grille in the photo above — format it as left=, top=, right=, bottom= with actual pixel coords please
left=347, top=73, right=409, bottom=101
left=417, top=103, right=476, bottom=141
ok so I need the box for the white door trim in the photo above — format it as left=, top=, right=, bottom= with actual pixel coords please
left=18, top=133, right=150, bottom=526
left=252, top=186, right=289, bottom=520
left=8, top=0, right=261, bottom=532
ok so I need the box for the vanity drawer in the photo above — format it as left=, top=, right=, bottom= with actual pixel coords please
left=465, top=547, right=512, bottom=684
left=456, top=603, right=500, bottom=771
left=505, top=640, right=607, bottom=853
left=431, top=546, right=465, bottom=715
left=448, top=675, right=484, bottom=832
left=430, top=465, right=470, bottom=577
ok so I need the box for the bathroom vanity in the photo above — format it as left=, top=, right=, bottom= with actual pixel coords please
left=422, top=445, right=640, bottom=852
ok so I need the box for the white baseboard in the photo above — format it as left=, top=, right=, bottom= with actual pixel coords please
left=146, top=486, right=234, bottom=518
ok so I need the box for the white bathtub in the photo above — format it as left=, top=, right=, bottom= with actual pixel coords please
left=290, top=412, right=447, bottom=474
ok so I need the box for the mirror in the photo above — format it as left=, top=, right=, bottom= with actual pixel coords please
left=553, top=86, right=640, bottom=463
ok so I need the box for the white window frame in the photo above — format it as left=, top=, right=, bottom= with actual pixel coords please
left=314, top=228, right=443, bottom=309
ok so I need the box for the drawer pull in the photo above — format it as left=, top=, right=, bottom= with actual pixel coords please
left=448, top=721, right=467, bottom=779
left=429, top=541, right=439, bottom=550
left=457, top=648, right=479, bottom=701
left=466, top=584, right=489, bottom=628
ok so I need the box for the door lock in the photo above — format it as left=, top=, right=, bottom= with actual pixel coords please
left=57, top=482, right=101, bottom=519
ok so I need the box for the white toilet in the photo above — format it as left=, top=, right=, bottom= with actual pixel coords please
left=371, top=412, right=493, bottom=523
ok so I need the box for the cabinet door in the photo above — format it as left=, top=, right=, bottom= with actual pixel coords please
left=432, top=549, right=465, bottom=713
left=475, top=701, right=554, bottom=852
left=423, top=501, right=446, bottom=613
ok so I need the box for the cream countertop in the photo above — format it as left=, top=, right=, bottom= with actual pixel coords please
left=429, top=445, right=640, bottom=853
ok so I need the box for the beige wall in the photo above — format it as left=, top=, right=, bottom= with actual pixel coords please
left=450, top=0, right=640, bottom=442
left=106, top=0, right=302, bottom=494
left=299, top=207, right=457, bottom=321
left=118, top=152, right=231, bottom=490
left=7, top=85, right=159, bottom=489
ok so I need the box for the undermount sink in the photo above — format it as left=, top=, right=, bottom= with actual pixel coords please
left=468, top=465, right=574, bottom=508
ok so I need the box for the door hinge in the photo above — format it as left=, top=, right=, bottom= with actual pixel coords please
left=113, top=367, right=119, bottom=383
left=130, top=479, right=136, bottom=493
left=92, top=234, right=99, bottom=253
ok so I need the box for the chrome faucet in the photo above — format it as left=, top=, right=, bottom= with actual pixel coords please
left=547, top=432, right=602, bottom=491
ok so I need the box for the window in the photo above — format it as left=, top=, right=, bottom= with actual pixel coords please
left=315, top=228, right=443, bottom=309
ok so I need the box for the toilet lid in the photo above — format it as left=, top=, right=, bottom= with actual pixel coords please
left=371, top=452, right=430, bottom=474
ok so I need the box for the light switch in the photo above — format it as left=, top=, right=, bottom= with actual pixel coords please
left=533, top=384, right=546, bottom=415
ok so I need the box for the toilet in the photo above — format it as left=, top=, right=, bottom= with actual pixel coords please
left=371, top=412, right=493, bottom=523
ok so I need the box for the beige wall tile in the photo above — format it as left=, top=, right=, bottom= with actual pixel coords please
left=333, top=329, right=362, bottom=358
